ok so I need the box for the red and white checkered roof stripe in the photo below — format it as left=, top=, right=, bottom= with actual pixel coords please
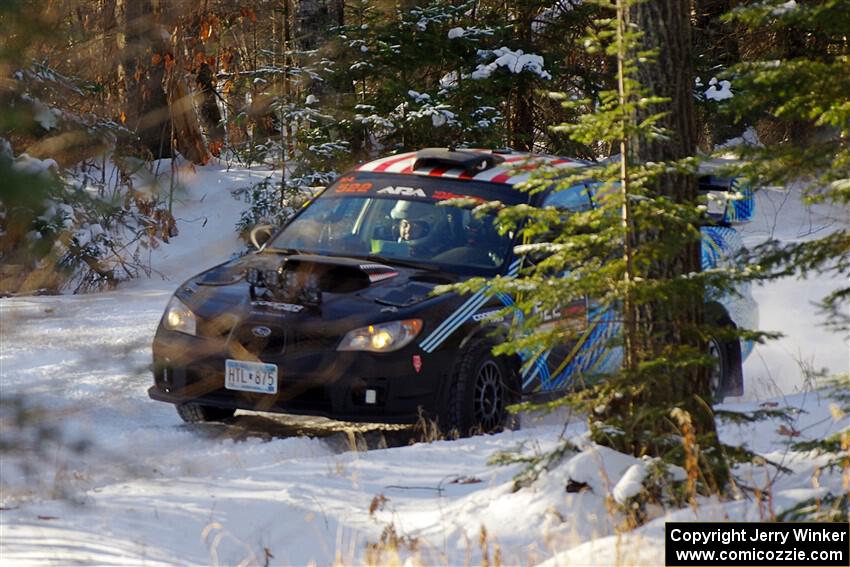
left=354, top=149, right=586, bottom=186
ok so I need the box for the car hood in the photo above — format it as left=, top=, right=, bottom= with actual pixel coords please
left=173, top=252, right=460, bottom=332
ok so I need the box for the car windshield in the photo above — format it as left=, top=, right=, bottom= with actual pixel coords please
left=268, top=192, right=514, bottom=274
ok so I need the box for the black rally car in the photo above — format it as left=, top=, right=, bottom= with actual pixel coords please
left=149, top=148, right=751, bottom=434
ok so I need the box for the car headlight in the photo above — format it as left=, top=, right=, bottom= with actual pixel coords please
left=337, top=319, right=423, bottom=353
left=163, top=296, right=197, bottom=336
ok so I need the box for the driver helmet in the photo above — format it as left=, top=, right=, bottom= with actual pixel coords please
left=390, top=201, right=434, bottom=242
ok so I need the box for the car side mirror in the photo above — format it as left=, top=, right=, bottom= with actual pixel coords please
left=250, top=224, right=275, bottom=250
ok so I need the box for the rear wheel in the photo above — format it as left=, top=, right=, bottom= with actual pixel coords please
left=707, top=316, right=743, bottom=402
left=707, top=335, right=727, bottom=400
left=176, top=403, right=236, bottom=423
left=440, top=341, right=517, bottom=437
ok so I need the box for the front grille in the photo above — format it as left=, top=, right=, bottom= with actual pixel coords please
left=288, top=328, right=339, bottom=354
left=227, top=321, right=339, bottom=358
left=231, top=323, right=288, bottom=356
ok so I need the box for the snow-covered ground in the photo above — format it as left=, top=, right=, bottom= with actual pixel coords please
left=0, top=160, right=847, bottom=566
left=738, top=186, right=849, bottom=397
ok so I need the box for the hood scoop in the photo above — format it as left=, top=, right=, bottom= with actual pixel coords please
left=358, top=263, right=400, bottom=283
left=246, top=255, right=400, bottom=306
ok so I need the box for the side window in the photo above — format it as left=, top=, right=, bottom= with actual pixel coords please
left=542, top=184, right=593, bottom=212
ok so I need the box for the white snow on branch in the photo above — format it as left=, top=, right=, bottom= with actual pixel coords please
left=431, top=110, right=454, bottom=127
left=471, top=47, right=552, bottom=80
left=349, top=61, right=372, bottom=72
left=716, top=126, right=762, bottom=150
left=440, top=71, right=460, bottom=89
left=406, top=100, right=457, bottom=128
left=612, top=463, right=647, bottom=504
left=704, top=77, right=733, bottom=101
left=13, top=153, right=59, bottom=175
left=407, top=90, right=432, bottom=103
left=447, top=27, right=465, bottom=39
left=514, top=242, right=574, bottom=255
left=355, top=114, right=396, bottom=130
left=772, top=0, right=798, bottom=15
left=34, top=103, right=60, bottom=131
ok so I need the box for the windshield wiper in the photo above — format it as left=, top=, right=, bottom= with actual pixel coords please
left=358, top=254, right=441, bottom=272
left=262, top=247, right=302, bottom=255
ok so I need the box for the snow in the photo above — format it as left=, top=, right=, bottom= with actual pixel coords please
left=738, top=185, right=849, bottom=398
left=772, top=0, right=798, bottom=15
left=32, top=101, right=60, bottom=131
left=12, top=153, right=59, bottom=175
left=404, top=98, right=457, bottom=128
left=431, top=112, right=448, bottom=127
left=447, top=27, right=465, bottom=39
left=716, top=126, right=762, bottom=150
left=407, top=90, right=431, bottom=103
left=612, top=463, right=647, bottom=504
left=704, top=77, right=734, bottom=101
left=439, top=71, right=459, bottom=89
left=472, top=47, right=553, bottom=80
left=545, top=403, right=846, bottom=567
left=0, top=137, right=12, bottom=159
left=1, top=161, right=847, bottom=565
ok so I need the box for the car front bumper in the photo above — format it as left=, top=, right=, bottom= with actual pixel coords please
left=149, top=328, right=452, bottom=424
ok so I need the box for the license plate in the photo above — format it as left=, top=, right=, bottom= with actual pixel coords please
left=225, top=359, right=278, bottom=394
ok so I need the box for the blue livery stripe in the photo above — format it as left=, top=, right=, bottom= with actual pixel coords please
left=419, top=290, right=487, bottom=351
left=420, top=294, right=490, bottom=352
left=418, top=259, right=522, bottom=353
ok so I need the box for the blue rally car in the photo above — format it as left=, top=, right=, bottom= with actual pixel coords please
left=149, top=148, right=757, bottom=435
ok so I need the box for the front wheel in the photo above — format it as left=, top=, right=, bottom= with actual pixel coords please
left=439, top=341, right=516, bottom=437
left=176, top=403, right=236, bottom=423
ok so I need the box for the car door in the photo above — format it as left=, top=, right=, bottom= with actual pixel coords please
left=511, top=183, right=623, bottom=395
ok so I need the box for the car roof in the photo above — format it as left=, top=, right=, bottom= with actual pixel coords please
left=354, top=149, right=591, bottom=187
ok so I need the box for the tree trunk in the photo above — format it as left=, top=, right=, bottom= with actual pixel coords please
left=220, top=47, right=247, bottom=146
left=633, top=1, right=697, bottom=169
left=196, top=61, right=225, bottom=154
left=166, top=60, right=210, bottom=165
left=123, top=0, right=172, bottom=158
left=185, top=7, right=225, bottom=154
left=295, top=0, right=324, bottom=51
left=632, top=0, right=702, bottom=376
left=164, top=7, right=211, bottom=165
left=631, top=0, right=724, bottom=484
left=122, top=0, right=210, bottom=164
left=692, top=0, right=739, bottom=149
left=511, top=75, right=534, bottom=151
left=509, top=1, right=535, bottom=151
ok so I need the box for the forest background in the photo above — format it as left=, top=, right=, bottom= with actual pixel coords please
left=4, top=0, right=844, bottom=294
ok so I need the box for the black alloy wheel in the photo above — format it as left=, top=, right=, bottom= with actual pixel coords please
left=472, top=359, right=506, bottom=432
left=440, top=340, right=515, bottom=437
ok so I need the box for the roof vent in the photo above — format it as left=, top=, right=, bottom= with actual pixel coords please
left=413, top=148, right=505, bottom=175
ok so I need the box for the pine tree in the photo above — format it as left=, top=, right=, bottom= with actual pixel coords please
left=450, top=0, right=743, bottom=491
